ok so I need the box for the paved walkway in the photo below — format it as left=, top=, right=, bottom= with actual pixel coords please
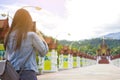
left=37, top=64, right=120, bottom=80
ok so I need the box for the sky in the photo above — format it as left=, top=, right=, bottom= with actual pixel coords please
left=0, top=0, right=120, bottom=41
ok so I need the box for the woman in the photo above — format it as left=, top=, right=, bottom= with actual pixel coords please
left=4, top=9, right=48, bottom=80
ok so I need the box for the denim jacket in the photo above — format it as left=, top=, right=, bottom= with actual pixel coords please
left=5, top=31, right=48, bottom=72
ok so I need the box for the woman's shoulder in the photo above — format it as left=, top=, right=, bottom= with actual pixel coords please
left=27, top=32, right=39, bottom=40
left=27, top=32, right=37, bottom=36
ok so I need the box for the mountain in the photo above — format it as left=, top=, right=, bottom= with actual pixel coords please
left=102, top=32, right=120, bottom=40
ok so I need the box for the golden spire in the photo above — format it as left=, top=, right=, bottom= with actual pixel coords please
left=102, top=36, right=105, bottom=45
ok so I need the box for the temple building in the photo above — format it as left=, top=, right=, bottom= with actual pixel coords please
left=96, top=37, right=111, bottom=64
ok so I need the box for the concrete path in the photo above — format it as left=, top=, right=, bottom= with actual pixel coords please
left=37, top=64, right=120, bottom=80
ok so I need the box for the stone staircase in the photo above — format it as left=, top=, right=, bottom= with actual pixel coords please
left=98, top=56, right=109, bottom=64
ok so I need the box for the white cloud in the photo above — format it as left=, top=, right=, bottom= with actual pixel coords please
left=61, top=0, right=120, bottom=40
left=25, top=0, right=120, bottom=40
left=1, top=0, right=120, bottom=41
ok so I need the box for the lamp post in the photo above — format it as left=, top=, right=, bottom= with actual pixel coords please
left=54, top=33, right=71, bottom=44
left=0, top=13, right=13, bottom=19
left=21, top=6, right=42, bottom=10
left=0, top=6, right=41, bottom=20
left=53, top=32, right=70, bottom=70
left=69, top=41, right=75, bottom=49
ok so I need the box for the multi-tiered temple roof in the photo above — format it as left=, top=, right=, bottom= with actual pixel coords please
left=0, top=18, right=9, bottom=43
left=97, top=37, right=111, bottom=56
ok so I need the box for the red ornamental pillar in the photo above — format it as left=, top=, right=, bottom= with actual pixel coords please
left=62, top=46, right=71, bottom=69
left=44, top=37, right=54, bottom=50
left=62, top=46, right=69, bottom=55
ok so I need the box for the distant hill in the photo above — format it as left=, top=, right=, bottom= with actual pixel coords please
left=102, top=32, right=120, bottom=40
left=59, top=32, right=120, bottom=55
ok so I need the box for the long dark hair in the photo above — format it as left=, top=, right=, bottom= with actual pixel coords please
left=4, top=9, right=33, bottom=51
